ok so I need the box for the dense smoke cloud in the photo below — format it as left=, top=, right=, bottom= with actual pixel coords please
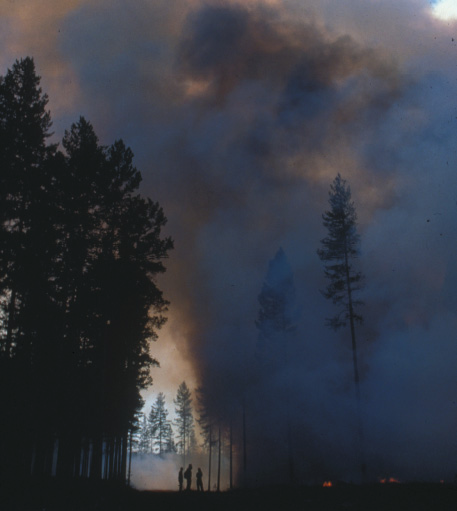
left=3, top=0, right=457, bottom=486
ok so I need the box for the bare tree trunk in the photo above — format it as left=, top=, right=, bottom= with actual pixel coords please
left=207, top=425, right=212, bottom=492
left=282, top=330, right=295, bottom=485
left=4, top=288, right=17, bottom=356
left=242, top=399, right=247, bottom=474
left=121, top=432, right=128, bottom=483
left=127, top=430, right=133, bottom=487
left=344, top=245, right=366, bottom=480
left=81, top=439, right=89, bottom=478
left=217, top=426, right=221, bottom=492
left=108, top=438, right=114, bottom=479
left=90, top=436, right=103, bottom=480
left=229, top=421, right=233, bottom=490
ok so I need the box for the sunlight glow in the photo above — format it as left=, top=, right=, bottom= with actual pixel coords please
left=432, top=0, right=457, bottom=20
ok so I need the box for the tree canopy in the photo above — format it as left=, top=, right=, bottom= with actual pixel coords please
left=0, top=57, right=173, bottom=483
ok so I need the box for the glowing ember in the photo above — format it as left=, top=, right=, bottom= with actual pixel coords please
left=379, top=477, right=400, bottom=484
left=323, top=481, right=333, bottom=487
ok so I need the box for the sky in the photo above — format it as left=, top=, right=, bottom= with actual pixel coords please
left=2, top=0, right=457, bottom=486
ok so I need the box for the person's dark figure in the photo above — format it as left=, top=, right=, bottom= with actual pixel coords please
left=178, top=467, right=184, bottom=491
left=184, top=463, right=192, bottom=490
left=196, top=467, right=203, bottom=492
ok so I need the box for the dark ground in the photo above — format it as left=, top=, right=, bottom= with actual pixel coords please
left=2, top=480, right=457, bottom=511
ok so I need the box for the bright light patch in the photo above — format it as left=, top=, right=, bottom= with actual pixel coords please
left=432, top=0, right=457, bottom=20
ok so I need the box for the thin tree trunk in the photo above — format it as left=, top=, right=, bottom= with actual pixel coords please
left=81, top=439, right=89, bottom=478
left=121, top=432, right=128, bottom=483
left=217, top=426, right=221, bottom=492
left=242, top=400, right=247, bottom=475
left=207, top=425, right=212, bottom=492
left=283, top=329, right=294, bottom=485
left=127, top=429, right=133, bottom=487
left=108, top=438, right=114, bottom=479
left=4, top=288, right=17, bottom=356
left=90, top=436, right=102, bottom=480
left=344, top=243, right=366, bottom=480
left=229, top=421, right=233, bottom=490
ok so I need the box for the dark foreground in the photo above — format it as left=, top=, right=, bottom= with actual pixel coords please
left=2, top=480, right=457, bottom=511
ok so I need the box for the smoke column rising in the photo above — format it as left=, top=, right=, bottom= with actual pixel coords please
left=2, top=0, right=457, bottom=486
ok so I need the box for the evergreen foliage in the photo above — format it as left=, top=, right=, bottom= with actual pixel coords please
left=196, top=387, right=218, bottom=491
left=317, top=173, right=366, bottom=476
left=174, top=381, right=195, bottom=462
left=0, top=57, right=173, bottom=482
left=317, top=173, right=364, bottom=389
left=255, top=247, right=298, bottom=483
left=148, top=392, right=175, bottom=454
left=317, top=173, right=364, bottom=331
left=256, top=247, right=297, bottom=366
left=137, top=414, right=151, bottom=454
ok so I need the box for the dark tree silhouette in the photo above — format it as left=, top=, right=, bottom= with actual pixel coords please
left=317, top=174, right=364, bottom=397
left=256, top=247, right=297, bottom=365
left=0, top=57, right=173, bottom=484
left=56, top=117, right=172, bottom=481
left=255, top=247, right=297, bottom=483
left=174, top=381, right=195, bottom=465
left=317, top=173, right=365, bottom=476
left=0, top=57, right=60, bottom=480
left=149, top=392, right=174, bottom=454
left=137, top=414, right=151, bottom=454
left=196, top=387, right=218, bottom=491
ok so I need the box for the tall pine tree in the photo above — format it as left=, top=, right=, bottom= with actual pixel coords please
left=255, top=247, right=297, bottom=484
left=317, top=174, right=364, bottom=397
left=149, top=393, right=174, bottom=454
left=0, top=57, right=59, bottom=480
left=174, top=381, right=195, bottom=465
left=256, top=247, right=297, bottom=366
left=317, top=173, right=365, bottom=477
left=0, top=57, right=173, bottom=482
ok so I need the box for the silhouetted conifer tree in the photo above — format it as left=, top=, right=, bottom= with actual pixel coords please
left=0, top=57, right=173, bottom=483
left=149, top=393, right=174, bottom=454
left=317, top=174, right=364, bottom=397
left=256, top=247, right=297, bottom=365
left=138, top=414, right=151, bottom=454
left=57, top=117, right=172, bottom=480
left=174, top=381, right=195, bottom=465
left=196, top=387, right=217, bottom=491
left=255, top=247, right=297, bottom=483
left=317, top=173, right=365, bottom=476
left=0, top=57, right=59, bottom=480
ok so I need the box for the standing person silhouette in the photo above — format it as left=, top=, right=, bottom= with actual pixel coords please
left=196, top=467, right=203, bottom=492
left=178, top=467, right=183, bottom=491
left=184, top=463, right=192, bottom=490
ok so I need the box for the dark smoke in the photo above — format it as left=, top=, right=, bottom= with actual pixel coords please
left=164, top=4, right=457, bottom=485
left=13, top=0, right=457, bottom=486
left=158, top=3, right=414, bottom=485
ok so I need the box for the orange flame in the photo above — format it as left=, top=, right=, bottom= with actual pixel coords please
left=322, top=481, right=333, bottom=487
left=379, top=477, right=399, bottom=484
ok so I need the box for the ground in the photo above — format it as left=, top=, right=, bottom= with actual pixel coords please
left=2, top=480, right=457, bottom=510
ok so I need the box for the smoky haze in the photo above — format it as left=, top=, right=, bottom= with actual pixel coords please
left=4, top=0, right=457, bottom=486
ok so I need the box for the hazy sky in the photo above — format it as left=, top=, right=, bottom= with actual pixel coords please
left=3, top=0, right=457, bottom=484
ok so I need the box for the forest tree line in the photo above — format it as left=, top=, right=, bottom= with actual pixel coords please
left=181, top=178, right=365, bottom=486
left=0, top=57, right=173, bottom=483
left=136, top=383, right=196, bottom=457
left=136, top=381, right=235, bottom=492
left=0, top=56, right=365, bottom=488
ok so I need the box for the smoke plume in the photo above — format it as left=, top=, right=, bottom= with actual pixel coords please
left=4, top=0, right=457, bottom=486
